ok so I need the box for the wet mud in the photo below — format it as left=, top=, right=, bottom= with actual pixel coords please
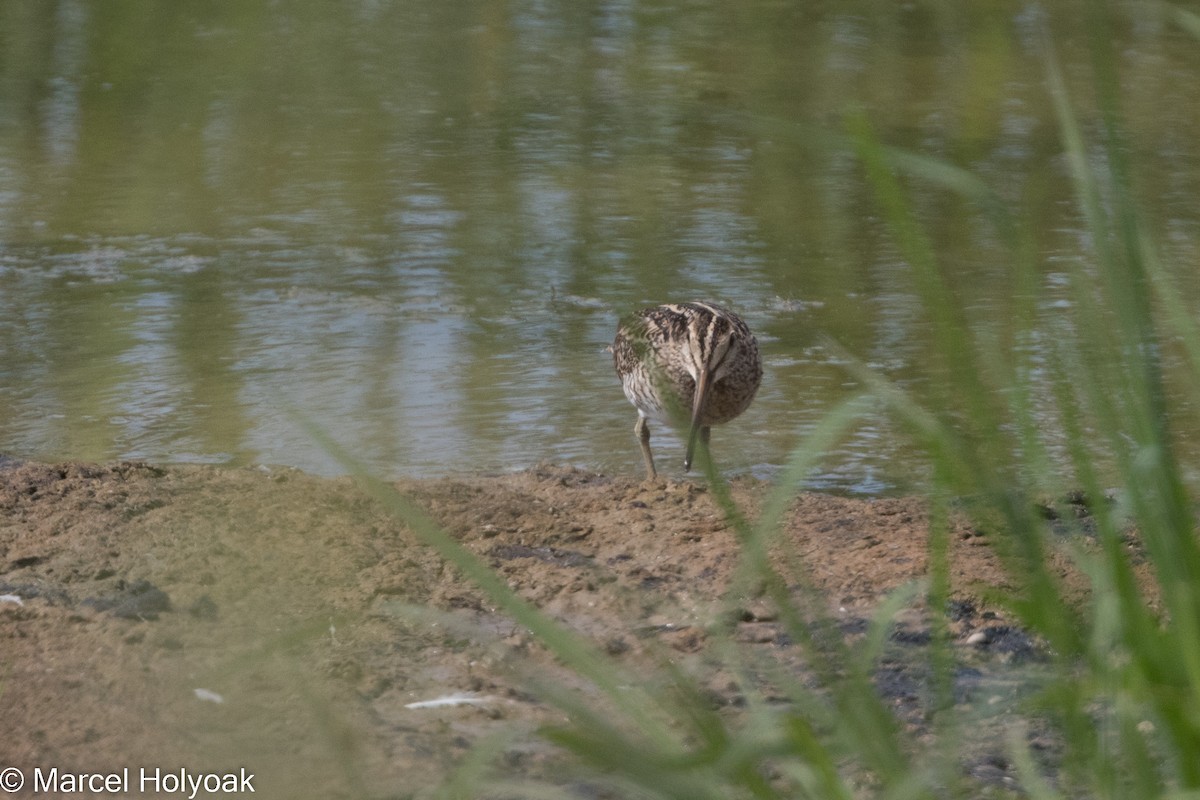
left=0, top=460, right=1142, bottom=797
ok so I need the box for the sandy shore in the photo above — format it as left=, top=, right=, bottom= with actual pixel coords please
left=0, top=459, right=1120, bottom=797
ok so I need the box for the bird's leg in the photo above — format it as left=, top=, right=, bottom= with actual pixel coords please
left=635, top=415, right=657, bottom=480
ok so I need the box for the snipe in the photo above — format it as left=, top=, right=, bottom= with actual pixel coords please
left=611, top=301, right=762, bottom=479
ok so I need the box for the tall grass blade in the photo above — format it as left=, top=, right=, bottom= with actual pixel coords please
left=1041, top=17, right=1200, bottom=788
left=298, top=416, right=684, bottom=752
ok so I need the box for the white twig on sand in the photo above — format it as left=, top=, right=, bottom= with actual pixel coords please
left=404, top=692, right=494, bottom=710
left=193, top=688, right=225, bottom=704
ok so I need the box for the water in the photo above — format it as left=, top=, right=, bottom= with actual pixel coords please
left=2, top=1, right=1200, bottom=494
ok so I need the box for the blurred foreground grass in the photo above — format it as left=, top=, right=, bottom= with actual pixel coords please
left=318, top=7, right=1200, bottom=798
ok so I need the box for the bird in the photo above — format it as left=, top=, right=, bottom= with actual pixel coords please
left=611, top=301, right=762, bottom=480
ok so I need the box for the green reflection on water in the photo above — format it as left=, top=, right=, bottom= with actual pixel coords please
left=1, top=1, right=1199, bottom=491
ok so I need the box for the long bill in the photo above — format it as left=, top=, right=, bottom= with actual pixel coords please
left=683, top=368, right=712, bottom=471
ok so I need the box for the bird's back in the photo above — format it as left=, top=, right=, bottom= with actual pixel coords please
left=612, top=302, right=761, bottom=425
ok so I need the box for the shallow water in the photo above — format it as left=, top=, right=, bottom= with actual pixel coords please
left=2, top=2, right=1200, bottom=493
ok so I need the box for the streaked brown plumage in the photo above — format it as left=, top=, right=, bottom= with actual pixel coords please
left=611, top=301, right=762, bottom=479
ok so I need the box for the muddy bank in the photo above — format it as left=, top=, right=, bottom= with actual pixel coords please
left=0, top=460, right=1115, bottom=797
